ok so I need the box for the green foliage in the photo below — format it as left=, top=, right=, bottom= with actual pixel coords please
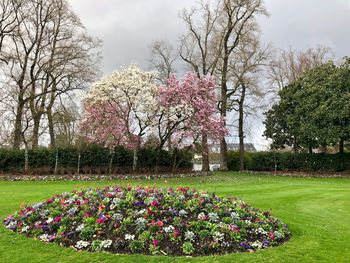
left=264, top=59, right=350, bottom=151
left=182, top=241, right=195, bottom=255
left=228, top=151, right=350, bottom=172
left=79, top=226, right=95, bottom=241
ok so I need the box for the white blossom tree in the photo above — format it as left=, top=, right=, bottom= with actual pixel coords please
left=81, top=64, right=159, bottom=170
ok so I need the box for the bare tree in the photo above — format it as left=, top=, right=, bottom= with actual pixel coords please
left=0, top=0, right=100, bottom=149
left=228, top=32, right=271, bottom=171
left=216, top=0, right=267, bottom=170
left=268, top=45, right=333, bottom=92
left=53, top=101, right=80, bottom=147
left=148, top=40, right=178, bottom=84
left=0, top=0, right=24, bottom=63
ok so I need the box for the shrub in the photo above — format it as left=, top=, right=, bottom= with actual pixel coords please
left=0, top=145, right=193, bottom=174
left=228, top=151, right=350, bottom=172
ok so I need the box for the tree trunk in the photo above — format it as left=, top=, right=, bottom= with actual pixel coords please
left=201, top=132, right=210, bottom=172
left=31, top=115, right=41, bottom=149
left=220, top=139, right=228, bottom=170
left=109, top=148, right=114, bottom=175
left=172, top=148, right=178, bottom=173
left=47, top=107, right=55, bottom=148
left=54, top=149, right=58, bottom=175
left=238, top=101, right=245, bottom=172
left=77, top=153, right=81, bottom=175
left=220, top=63, right=228, bottom=171
left=24, top=145, right=29, bottom=174
left=132, top=148, right=138, bottom=172
left=293, top=137, right=298, bottom=153
left=13, top=100, right=25, bottom=149
left=339, top=139, right=344, bottom=154
left=308, top=145, right=313, bottom=154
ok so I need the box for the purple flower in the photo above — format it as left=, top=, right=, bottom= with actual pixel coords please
left=262, top=239, right=270, bottom=248
left=240, top=242, right=252, bottom=250
left=41, top=223, right=49, bottom=231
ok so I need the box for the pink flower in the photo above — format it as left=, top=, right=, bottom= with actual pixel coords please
left=229, top=224, right=240, bottom=232
left=152, top=240, right=159, bottom=246
left=96, top=218, right=105, bottom=224
left=151, top=200, right=158, bottom=207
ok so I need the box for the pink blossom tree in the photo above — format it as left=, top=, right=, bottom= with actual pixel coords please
left=156, top=72, right=227, bottom=170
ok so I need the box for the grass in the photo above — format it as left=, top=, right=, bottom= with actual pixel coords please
left=0, top=172, right=349, bottom=263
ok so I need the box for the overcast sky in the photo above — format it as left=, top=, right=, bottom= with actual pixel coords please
left=68, top=0, right=350, bottom=150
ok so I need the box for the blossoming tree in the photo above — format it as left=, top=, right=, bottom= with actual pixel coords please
left=155, top=72, right=227, bottom=170
left=80, top=64, right=158, bottom=170
left=81, top=65, right=226, bottom=172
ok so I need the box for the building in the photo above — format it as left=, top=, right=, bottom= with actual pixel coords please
left=210, top=143, right=257, bottom=153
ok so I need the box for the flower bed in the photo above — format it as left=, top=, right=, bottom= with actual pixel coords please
left=3, top=186, right=291, bottom=256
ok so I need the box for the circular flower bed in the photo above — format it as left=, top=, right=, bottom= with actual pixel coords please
left=3, top=186, right=291, bottom=256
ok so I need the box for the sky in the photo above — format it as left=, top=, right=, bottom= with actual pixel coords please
left=67, top=0, right=350, bottom=150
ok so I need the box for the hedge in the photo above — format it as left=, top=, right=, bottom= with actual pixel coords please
left=228, top=151, right=350, bottom=172
left=0, top=146, right=193, bottom=175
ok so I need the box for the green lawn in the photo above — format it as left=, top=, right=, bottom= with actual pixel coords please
left=0, top=173, right=349, bottom=263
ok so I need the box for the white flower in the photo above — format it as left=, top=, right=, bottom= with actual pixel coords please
left=251, top=241, right=263, bottom=249
left=230, top=212, right=240, bottom=220
left=125, top=234, right=135, bottom=240
left=197, top=212, right=207, bottom=220
left=32, top=202, right=44, bottom=209
left=112, top=213, right=123, bottom=221
left=100, top=239, right=113, bottom=249
left=39, top=234, right=55, bottom=242
left=244, top=220, right=252, bottom=225
left=212, top=231, right=225, bottom=242
left=185, top=231, right=195, bottom=241
left=208, top=212, right=219, bottom=222
left=179, top=209, right=188, bottom=217
left=46, top=217, right=53, bottom=224
left=39, top=209, right=50, bottom=217
left=137, top=209, right=146, bottom=216
left=76, top=224, right=85, bottom=232
left=163, top=225, right=175, bottom=233
left=5, top=221, right=17, bottom=230
left=110, top=203, right=117, bottom=210
left=257, top=227, right=267, bottom=235
left=21, top=226, right=30, bottom=233
left=75, top=240, right=90, bottom=249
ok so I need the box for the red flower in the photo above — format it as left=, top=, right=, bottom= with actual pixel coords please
left=151, top=200, right=158, bottom=207
left=157, top=221, right=163, bottom=227
left=53, top=216, right=61, bottom=223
